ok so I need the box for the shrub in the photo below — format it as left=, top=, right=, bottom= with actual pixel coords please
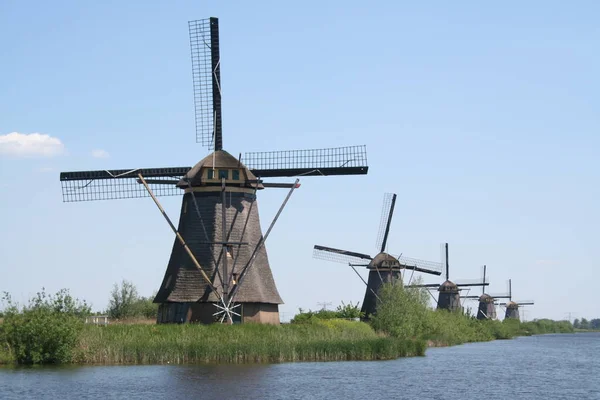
left=0, top=289, right=90, bottom=364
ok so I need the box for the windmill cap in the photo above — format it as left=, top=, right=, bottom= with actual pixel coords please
left=506, top=301, right=519, bottom=308
left=479, top=293, right=494, bottom=302
left=368, top=252, right=400, bottom=270
left=177, top=150, right=260, bottom=188
left=438, top=280, right=458, bottom=292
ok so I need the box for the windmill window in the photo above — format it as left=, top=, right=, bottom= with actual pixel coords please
left=232, top=170, right=240, bottom=180
left=218, top=169, right=229, bottom=180
left=207, top=169, right=215, bottom=179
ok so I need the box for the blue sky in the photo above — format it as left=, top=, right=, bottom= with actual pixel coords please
left=1, top=1, right=598, bottom=322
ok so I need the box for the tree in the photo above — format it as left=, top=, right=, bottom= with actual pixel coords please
left=580, top=318, right=590, bottom=330
left=107, top=280, right=158, bottom=320
left=108, top=280, right=139, bottom=319
left=590, top=319, right=600, bottom=330
left=573, top=318, right=580, bottom=329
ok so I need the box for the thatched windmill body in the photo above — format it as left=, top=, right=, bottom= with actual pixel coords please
left=59, top=17, right=369, bottom=324
left=313, top=193, right=443, bottom=319
left=408, top=244, right=489, bottom=312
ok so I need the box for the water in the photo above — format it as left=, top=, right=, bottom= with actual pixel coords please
left=1, top=333, right=598, bottom=400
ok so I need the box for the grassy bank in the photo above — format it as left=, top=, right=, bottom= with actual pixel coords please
left=1, top=320, right=425, bottom=365
left=0, top=286, right=574, bottom=365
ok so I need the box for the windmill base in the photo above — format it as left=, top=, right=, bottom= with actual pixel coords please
left=156, top=302, right=280, bottom=325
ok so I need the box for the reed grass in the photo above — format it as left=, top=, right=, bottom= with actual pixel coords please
left=73, top=320, right=425, bottom=364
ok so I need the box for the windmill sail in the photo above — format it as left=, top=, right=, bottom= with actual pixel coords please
left=397, top=255, right=443, bottom=275
left=242, top=146, right=368, bottom=177
left=189, top=17, right=222, bottom=150
left=376, top=193, right=397, bottom=253
left=313, top=245, right=372, bottom=265
left=59, top=167, right=190, bottom=201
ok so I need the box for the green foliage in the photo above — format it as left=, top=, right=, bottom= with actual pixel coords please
left=290, top=301, right=364, bottom=323
left=367, top=282, right=574, bottom=346
left=0, top=289, right=90, bottom=364
left=107, top=280, right=158, bottom=320
left=335, top=301, right=363, bottom=319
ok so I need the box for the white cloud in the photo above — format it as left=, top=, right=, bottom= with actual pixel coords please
left=0, top=132, right=65, bottom=157
left=91, top=149, right=110, bottom=158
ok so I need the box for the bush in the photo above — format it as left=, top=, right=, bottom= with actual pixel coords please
left=0, top=289, right=90, bottom=364
left=370, top=281, right=431, bottom=339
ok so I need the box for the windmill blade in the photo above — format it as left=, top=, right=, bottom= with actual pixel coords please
left=405, top=283, right=440, bottom=288
left=189, top=17, right=222, bottom=150
left=242, top=145, right=368, bottom=177
left=397, top=255, right=443, bottom=275
left=455, top=279, right=490, bottom=287
left=514, top=300, right=535, bottom=305
left=489, top=294, right=512, bottom=299
left=313, top=245, right=372, bottom=265
left=59, top=167, right=190, bottom=202
left=375, top=193, right=397, bottom=253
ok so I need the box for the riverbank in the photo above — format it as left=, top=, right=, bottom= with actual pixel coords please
left=0, top=317, right=573, bottom=365
left=0, top=320, right=426, bottom=365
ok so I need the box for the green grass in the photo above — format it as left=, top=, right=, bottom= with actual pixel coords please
left=72, top=319, right=425, bottom=365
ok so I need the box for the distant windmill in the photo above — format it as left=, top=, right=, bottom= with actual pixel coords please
left=407, top=244, right=489, bottom=312
left=498, top=279, right=534, bottom=320
left=58, top=17, right=369, bottom=324
left=461, top=265, right=511, bottom=319
left=313, top=193, right=443, bottom=320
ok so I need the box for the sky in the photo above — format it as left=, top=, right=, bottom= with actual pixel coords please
left=1, top=1, right=598, bottom=322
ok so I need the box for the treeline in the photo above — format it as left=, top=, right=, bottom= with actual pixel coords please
left=292, top=283, right=574, bottom=347
left=573, top=318, right=600, bottom=330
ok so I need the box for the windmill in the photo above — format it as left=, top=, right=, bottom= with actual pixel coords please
left=461, top=265, right=511, bottom=320
left=312, top=193, right=443, bottom=320
left=59, top=17, right=369, bottom=325
left=407, top=244, right=489, bottom=312
left=498, top=279, right=534, bottom=320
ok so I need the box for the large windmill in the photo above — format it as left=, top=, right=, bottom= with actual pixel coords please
left=313, top=193, right=443, bottom=320
left=59, top=17, right=369, bottom=324
left=499, top=279, right=534, bottom=320
left=407, top=244, right=489, bottom=312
